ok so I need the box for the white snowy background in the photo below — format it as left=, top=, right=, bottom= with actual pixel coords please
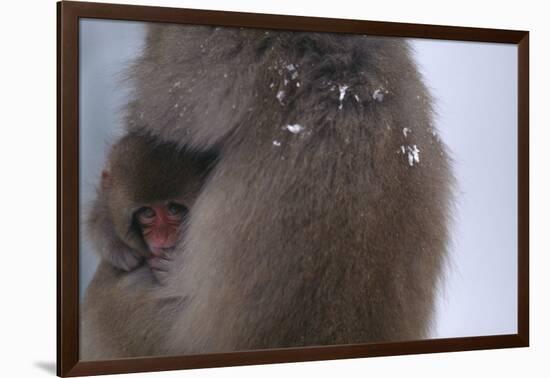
left=79, top=19, right=518, bottom=339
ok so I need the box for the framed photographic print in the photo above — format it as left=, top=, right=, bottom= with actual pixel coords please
left=57, top=1, right=529, bottom=376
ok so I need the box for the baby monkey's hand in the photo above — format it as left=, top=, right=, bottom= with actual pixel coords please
left=147, top=249, right=174, bottom=285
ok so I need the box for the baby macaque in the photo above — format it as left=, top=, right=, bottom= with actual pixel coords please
left=87, top=132, right=215, bottom=283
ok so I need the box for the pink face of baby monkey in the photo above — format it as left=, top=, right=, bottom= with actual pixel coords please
left=134, top=202, right=187, bottom=256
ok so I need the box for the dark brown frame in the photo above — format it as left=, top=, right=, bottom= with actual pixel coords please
left=57, top=1, right=529, bottom=376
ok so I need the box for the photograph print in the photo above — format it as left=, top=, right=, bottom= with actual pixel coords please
left=76, top=14, right=520, bottom=361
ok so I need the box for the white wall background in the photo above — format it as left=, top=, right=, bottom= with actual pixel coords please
left=2, top=0, right=548, bottom=377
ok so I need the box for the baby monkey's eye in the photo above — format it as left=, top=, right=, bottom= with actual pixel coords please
left=167, top=202, right=187, bottom=216
left=136, top=206, right=156, bottom=219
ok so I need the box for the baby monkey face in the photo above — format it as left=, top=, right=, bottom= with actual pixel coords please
left=134, top=201, right=188, bottom=256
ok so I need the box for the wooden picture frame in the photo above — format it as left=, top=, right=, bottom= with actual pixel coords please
left=57, top=1, right=529, bottom=376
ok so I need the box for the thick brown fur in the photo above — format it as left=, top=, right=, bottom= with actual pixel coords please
left=81, top=24, right=453, bottom=359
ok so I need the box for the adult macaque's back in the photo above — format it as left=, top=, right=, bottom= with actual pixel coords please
left=82, top=24, right=453, bottom=358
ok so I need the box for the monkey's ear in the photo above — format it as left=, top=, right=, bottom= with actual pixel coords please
left=101, top=170, right=112, bottom=190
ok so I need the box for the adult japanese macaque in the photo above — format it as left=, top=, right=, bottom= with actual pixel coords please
left=81, top=23, right=453, bottom=359
left=86, top=132, right=213, bottom=283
